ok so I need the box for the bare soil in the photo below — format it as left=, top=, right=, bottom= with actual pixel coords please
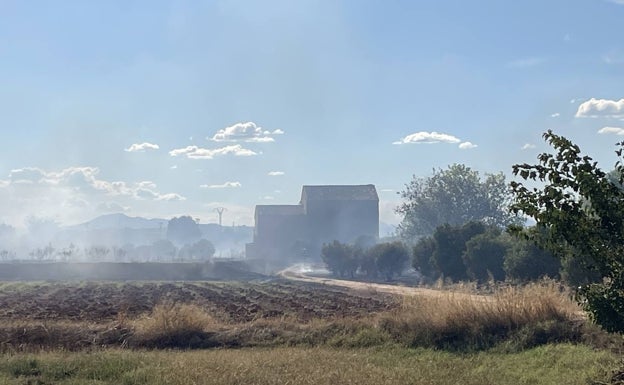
left=0, top=280, right=398, bottom=324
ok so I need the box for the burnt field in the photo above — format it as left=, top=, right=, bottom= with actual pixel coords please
left=0, top=279, right=598, bottom=354
left=0, top=280, right=397, bottom=323
left=0, top=279, right=399, bottom=351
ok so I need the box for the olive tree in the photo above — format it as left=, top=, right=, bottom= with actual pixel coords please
left=321, top=241, right=357, bottom=278
left=369, top=242, right=410, bottom=281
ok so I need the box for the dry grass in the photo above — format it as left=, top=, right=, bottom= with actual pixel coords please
left=377, top=279, right=584, bottom=350
left=0, top=320, right=131, bottom=353
left=130, top=302, right=220, bottom=348
left=1, top=279, right=619, bottom=353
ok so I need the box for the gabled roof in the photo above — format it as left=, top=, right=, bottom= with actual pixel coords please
left=300, top=185, right=379, bottom=202
left=255, top=205, right=304, bottom=216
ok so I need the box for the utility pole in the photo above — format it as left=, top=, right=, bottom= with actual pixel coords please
left=213, top=207, right=226, bottom=227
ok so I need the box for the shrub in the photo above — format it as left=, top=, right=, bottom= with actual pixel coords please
left=321, top=241, right=357, bottom=278
left=369, top=242, right=410, bottom=281
left=412, top=236, right=437, bottom=279
left=504, top=237, right=561, bottom=282
left=463, top=230, right=508, bottom=283
left=431, top=221, right=487, bottom=281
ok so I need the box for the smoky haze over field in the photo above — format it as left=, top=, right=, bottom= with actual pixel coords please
left=0, top=214, right=252, bottom=263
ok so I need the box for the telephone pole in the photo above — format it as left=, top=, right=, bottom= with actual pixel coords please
left=213, top=207, right=226, bottom=227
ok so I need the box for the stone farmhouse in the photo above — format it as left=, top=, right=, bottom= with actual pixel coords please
left=246, top=185, right=379, bottom=265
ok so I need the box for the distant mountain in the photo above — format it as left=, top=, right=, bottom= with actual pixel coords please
left=61, top=214, right=253, bottom=253
left=70, top=213, right=168, bottom=230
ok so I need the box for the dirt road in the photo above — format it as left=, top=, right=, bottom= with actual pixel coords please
left=279, top=264, right=488, bottom=301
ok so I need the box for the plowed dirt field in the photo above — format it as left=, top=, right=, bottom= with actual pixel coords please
left=0, top=280, right=398, bottom=324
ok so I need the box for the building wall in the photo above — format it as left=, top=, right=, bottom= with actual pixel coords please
left=305, top=200, right=379, bottom=245
left=246, top=186, right=379, bottom=266
left=253, top=213, right=305, bottom=260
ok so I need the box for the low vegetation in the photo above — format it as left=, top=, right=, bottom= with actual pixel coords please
left=0, top=278, right=623, bottom=384
left=1, top=279, right=621, bottom=354
left=378, top=279, right=584, bottom=351
left=0, top=344, right=619, bottom=385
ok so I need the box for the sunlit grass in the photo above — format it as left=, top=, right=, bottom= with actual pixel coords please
left=377, top=278, right=583, bottom=350
left=0, top=344, right=618, bottom=385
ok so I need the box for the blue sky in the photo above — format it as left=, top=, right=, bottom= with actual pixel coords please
left=1, top=0, right=623, bottom=228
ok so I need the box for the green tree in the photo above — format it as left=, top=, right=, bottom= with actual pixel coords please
left=560, top=251, right=602, bottom=287
left=178, top=239, right=216, bottom=261
left=462, top=229, right=508, bottom=282
left=503, top=235, right=561, bottom=282
left=369, top=242, right=410, bottom=281
left=353, top=237, right=378, bottom=279
left=412, top=236, right=437, bottom=278
left=397, top=164, right=519, bottom=240
left=167, top=216, right=202, bottom=245
left=152, top=240, right=177, bottom=261
left=321, top=241, right=357, bottom=278
left=510, top=130, right=624, bottom=333
left=431, top=221, right=487, bottom=281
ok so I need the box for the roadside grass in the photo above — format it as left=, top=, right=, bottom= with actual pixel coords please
left=377, top=279, right=586, bottom=351
left=0, top=344, right=619, bottom=385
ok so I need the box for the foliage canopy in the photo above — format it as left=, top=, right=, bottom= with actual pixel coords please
left=397, top=164, right=518, bottom=240
left=510, top=130, right=624, bottom=333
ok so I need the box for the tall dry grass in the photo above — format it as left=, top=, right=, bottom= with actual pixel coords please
left=377, top=279, right=583, bottom=350
left=130, top=301, right=221, bottom=348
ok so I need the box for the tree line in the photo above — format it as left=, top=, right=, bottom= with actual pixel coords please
left=321, top=131, right=624, bottom=333
left=0, top=215, right=216, bottom=263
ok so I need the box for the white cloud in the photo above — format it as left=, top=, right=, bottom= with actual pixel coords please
left=607, top=0, right=624, bottom=5
left=551, top=113, right=560, bottom=118
left=9, top=167, right=46, bottom=184
left=155, top=193, right=186, bottom=201
left=137, top=181, right=157, bottom=189
left=125, top=142, right=160, bottom=152
left=4, top=166, right=184, bottom=202
left=393, top=131, right=461, bottom=145
left=521, top=143, right=536, bottom=150
left=200, top=181, right=242, bottom=189
left=263, top=196, right=274, bottom=200
left=170, top=165, right=178, bottom=169
left=380, top=189, right=395, bottom=193
left=576, top=98, right=624, bottom=118
left=0, top=166, right=186, bottom=226
left=97, top=202, right=129, bottom=212
left=211, top=122, right=284, bottom=142
left=507, top=57, right=546, bottom=68
left=268, top=171, right=285, bottom=176
left=602, top=49, right=624, bottom=65
left=458, top=141, right=478, bottom=149
left=598, top=126, right=624, bottom=135
left=169, top=144, right=258, bottom=159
